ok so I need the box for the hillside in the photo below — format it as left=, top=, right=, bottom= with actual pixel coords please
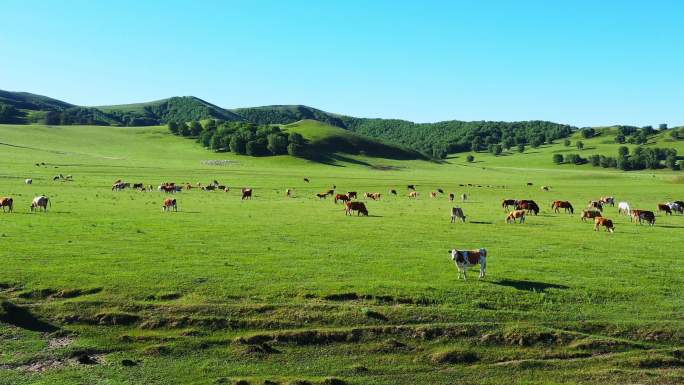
left=98, top=96, right=243, bottom=125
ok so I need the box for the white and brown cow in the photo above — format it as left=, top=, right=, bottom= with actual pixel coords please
left=162, top=198, right=177, bottom=212
left=449, top=248, right=487, bottom=280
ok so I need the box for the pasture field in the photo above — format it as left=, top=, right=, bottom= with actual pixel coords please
left=0, top=123, right=683, bottom=385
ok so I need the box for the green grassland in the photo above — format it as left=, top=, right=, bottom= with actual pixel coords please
left=0, top=122, right=683, bottom=385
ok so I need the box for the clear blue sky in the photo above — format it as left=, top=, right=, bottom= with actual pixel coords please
left=1, top=0, right=682, bottom=127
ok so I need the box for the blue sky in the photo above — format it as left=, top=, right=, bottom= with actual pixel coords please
left=1, top=0, right=682, bottom=127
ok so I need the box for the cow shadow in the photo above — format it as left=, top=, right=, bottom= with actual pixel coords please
left=0, top=301, right=58, bottom=332
left=491, top=279, right=568, bottom=292
left=469, top=221, right=492, bottom=225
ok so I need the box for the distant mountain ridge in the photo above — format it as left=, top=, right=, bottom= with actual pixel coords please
left=0, top=89, right=578, bottom=156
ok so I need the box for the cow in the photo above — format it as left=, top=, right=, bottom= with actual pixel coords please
left=0, top=197, right=13, bottom=212
left=449, top=248, right=487, bottom=280
left=25, top=178, right=32, bottom=185
left=325, top=189, right=335, bottom=197
left=347, top=191, right=358, bottom=199
left=241, top=188, right=253, bottom=200
left=316, top=192, right=327, bottom=199
left=502, top=199, right=517, bottom=210
left=594, top=217, right=615, bottom=233
left=133, top=183, right=144, bottom=190
left=541, top=186, right=550, bottom=191
left=437, top=188, right=444, bottom=194
left=203, top=185, right=217, bottom=192
left=581, top=209, right=601, bottom=222
left=30, top=196, right=50, bottom=212
left=450, top=207, right=466, bottom=223
left=600, top=196, right=615, bottom=207
left=667, top=202, right=683, bottom=214
left=304, top=178, right=310, bottom=183
left=162, top=198, right=177, bottom=212
left=112, top=182, right=127, bottom=191
left=224, top=187, right=230, bottom=193
left=461, top=193, right=468, bottom=202
left=407, top=185, right=416, bottom=190
left=345, top=201, right=368, bottom=216
left=657, top=203, right=672, bottom=215
left=588, top=200, right=603, bottom=212
left=390, top=189, right=397, bottom=196
left=618, top=202, right=631, bottom=215
left=516, top=200, right=539, bottom=215
left=506, top=210, right=526, bottom=224
left=449, top=193, right=455, bottom=202
left=334, top=194, right=350, bottom=204
left=159, top=184, right=175, bottom=193
left=631, top=209, right=656, bottom=225
left=430, top=192, right=438, bottom=198
left=527, top=182, right=533, bottom=186
left=409, top=191, right=418, bottom=199
left=551, top=200, right=574, bottom=214
left=286, top=189, right=292, bottom=197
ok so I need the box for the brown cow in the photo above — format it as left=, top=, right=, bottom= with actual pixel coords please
left=430, top=192, right=437, bottom=198
left=347, top=191, right=358, bottom=199
left=516, top=200, right=539, bottom=215
left=334, top=194, right=350, bottom=204
left=162, top=198, right=177, bottom=212
left=506, top=210, right=526, bottom=224
left=594, top=217, right=615, bottom=233
left=551, top=200, right=574, bottom=214
left=581, top=209, right=601, bottom=222
left=345, top=201, right=368, bottom=216
left=365, top=192, right=381, bottom=200
left=0, top=197, right=14, bottom=212
left=657, top=203, right=672, bottom=215
left=241, top=188, right=252, bottom=200
left=408, top=191, right=418, bottom=199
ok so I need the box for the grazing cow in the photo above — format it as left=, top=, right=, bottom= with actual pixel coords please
left=449, top=193, right=455, bottom=202
left=631, top=209, right=656, bottom=225
left=30, top=196, right=50, bottom=212
left=162, top=198, right=177, bottom=212
left=450, top=207, right=466, bottom=223
left=133, top=183, right=144, bottom=190
left=541, top=186, right=550, bottom=191
left=345, top=201, right=368, bottom=216
left=667, top=202, right=683, bottom=214
left=600, top=196, right=615, bottom=207
left=581, top=209, right=601, bottom=222
left=159, top=184, right=176, bottom=193
left=334, top=194, right=350, bottom=204
left=516, top=200, right=539, bottom=215
left=203, top=185, right=217, bottom=191
left=506, top=210, right=526, bottom=224
left=53, top=175, right=60, bottom=181
left=286, top=189, right=292, bottom=197
left=316, top=192, right=328, bottom=199
left=449, top=248, right=487, bottom=280
left=618, top=202, right=631, bottom=215
left=594, top=217, right=615, bottom=233
left=588, top=201, right=603, bottom=212
left=25, top=178, right=32, bottom=185
left=241, top=188, right=253, bottom=200
left=390, top=189, right=397, bottom=196
left=304, top=178, right=310, bottom=183
left=407, top=185, right=415, bottom=190
left=217, top=185, right=226, bottom=190
left=430, top=192, right=437, bottom=198
left=657, top=203, right=672, bottom=215
left=366, top=192, right=381, bottom=200
left=347, top=191, right=358, bottom=199
left=437, top=188, right=444, bottom=194
left=0, top=197, right=14, bottom=212
left=112, top=182, right=127, bottom=191
left=409, top=191, right=418, bottom=199
left=501, top=199, right=517, bottom=210
left=551, top=200, right=574, bottom=214
left=461, top=193, right=468, bottom=202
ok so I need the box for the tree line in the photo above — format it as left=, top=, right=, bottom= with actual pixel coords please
left=168, top=120, right=306, bottom=157
left=553, top=146, right=681, bottom=171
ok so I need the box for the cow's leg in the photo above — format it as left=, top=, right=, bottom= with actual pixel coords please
left=451, top=215, right=455, bottom=223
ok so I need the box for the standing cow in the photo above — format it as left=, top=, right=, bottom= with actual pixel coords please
left=449, top=248, right=487, bottom=280
left=25, top=179, right=32, bottom=185
left=0, top=197, right=14, bottom=212
left=30, top=196, right=50, bottom=212
left=162, top=198, right=177, bottom=212
left=594, top=217, right=615, bottom=233
left=450, top=207, right=466, bottom=223
left=345, top=201, right=368, bottom=216
left=241, top=188, right=253, bottom=200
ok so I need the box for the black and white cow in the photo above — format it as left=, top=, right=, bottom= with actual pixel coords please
left=449, top=248, right=487, bottom=280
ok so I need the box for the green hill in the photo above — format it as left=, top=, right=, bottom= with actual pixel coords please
left=98, top=96, right=243, bottom=125
left=0, top=89, right=74, bottom=111
left=283, top=119, right=426, bottom=161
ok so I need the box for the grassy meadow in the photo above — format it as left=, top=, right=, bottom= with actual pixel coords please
left=0, top=123, right=683, bottom=385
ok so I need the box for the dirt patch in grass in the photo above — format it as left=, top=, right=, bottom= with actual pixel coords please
left=17, top=287, right=102, bottom=299
left=370, top=339, right=412, bottom=353
left=321, top=292, right=436, bottom=305
left=430, top=349, right=479, bottom=365
left=480, top=328, right=575, bottom=347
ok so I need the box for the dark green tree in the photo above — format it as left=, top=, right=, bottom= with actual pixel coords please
left=553, top=154, right=563, bottom=164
